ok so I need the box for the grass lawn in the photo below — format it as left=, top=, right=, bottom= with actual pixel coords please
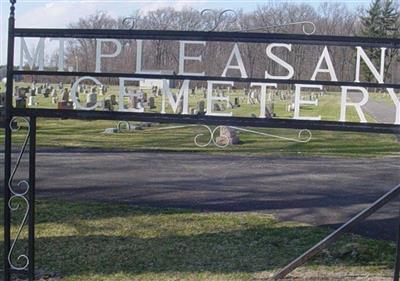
left=0, top=199, right=397, bottom=281
left=1, top=83, right=399, bottom=157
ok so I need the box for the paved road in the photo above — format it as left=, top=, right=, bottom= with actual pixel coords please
left=2, top=150, right=400, bottom=240
left=351, top=92, right=396, bottom=123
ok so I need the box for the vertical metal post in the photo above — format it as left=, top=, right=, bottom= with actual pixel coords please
left=4, top=1, right=16, bottom=281
left=393, top=206, right=400, bottom=281
left=28, top=116, right=36, bottom=281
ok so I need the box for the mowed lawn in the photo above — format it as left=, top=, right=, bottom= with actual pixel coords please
left=0, top=199, right=397, bottom=281
left=1, top=83, right=399, bottom=157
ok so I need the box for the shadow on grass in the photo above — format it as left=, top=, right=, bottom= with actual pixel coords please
left=0, top=217, right=396, bottom=279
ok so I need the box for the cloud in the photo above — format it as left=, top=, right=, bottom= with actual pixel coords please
left=0, top=0, right=206, bottom=64
left=16, top=1, right=104, bottom=28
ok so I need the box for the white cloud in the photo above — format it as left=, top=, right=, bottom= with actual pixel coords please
left=16, top=1, right=105, bottom=28
left=0, top=0, right=210, bottom=65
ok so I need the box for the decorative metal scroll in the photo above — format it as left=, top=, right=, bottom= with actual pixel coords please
left=117, top=122, right=312, bottom=148
left=122, top=17, right=137, bottom=30
left=8, top=117, right=30, bottom=271
left=200, top=9, right=238, bottom=32
left=200, top=9, right=316, bottom=35
left=242, top=21, right=316, bottom=35
left=123, top=9, right=315, bottom=35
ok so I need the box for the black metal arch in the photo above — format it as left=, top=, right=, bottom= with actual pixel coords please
left=3, top=1, right=400, bottom=281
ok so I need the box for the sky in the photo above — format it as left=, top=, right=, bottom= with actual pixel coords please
left=0, top=0, right=370, bottom=66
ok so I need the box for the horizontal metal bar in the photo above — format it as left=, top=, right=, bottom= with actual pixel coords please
left=11, top=108, right=400, bottom=134
left=13, top=70, right=400, bottom=89
left=13, top=28, right=400, bottom=48
left=272, top=182, right=400, bottom=280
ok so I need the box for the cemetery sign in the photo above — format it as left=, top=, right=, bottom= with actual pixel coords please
left=4, top=1, right=400, bottom=281
left=16, top=35, right=400, bottom=125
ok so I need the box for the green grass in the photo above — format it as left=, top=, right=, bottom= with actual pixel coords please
left=1, top=83, right=399, bottom=157
left=0, top=199, right=396, bottom=280
left=1, top=121, right=399, bottom=157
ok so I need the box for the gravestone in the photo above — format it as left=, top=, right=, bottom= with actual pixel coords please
left=0, top=92, right=5, bottom=107
left=216, top=126, right=240, bottom=145
left=51, top=89, right=57, bottom=98
left=152, top=87, right=157, bottom=96
left=43, top=88, right=51, bottom=98
left=15, top=97, right=26, bottom=108
left=17, top=88, right=27, bottom=98
left=288, top=103, right=295, bottom=112
left=57, top=101, right=73, bottom=110
left=196, top=100, right=205, bottom=114
left=129, top=96, right=138, bottom=109
left=100, top=85, right=107, bottom=94
left=149, top=97, right=156, bottom=109
left=29, top=89, right=36, bottom=97
left=104, top=95, right=117, bottom=111
left=110, top=95, right=117, bottom=106
left=176, top=100, right=183, bottom=114
left=234, top=97, right=240, bottom=107
left=13, top=86, right=19, bottom=97
left=86, top=92, right=97, bottom=107
left=212, top=103, right=221, bottom=112
left=37, top=85, right=43, bottom=95
left=61, top=89, right=69, bottom=102
left=104, top=100, right=112, bottom=111
left=28, top=96, right=37, bottom=107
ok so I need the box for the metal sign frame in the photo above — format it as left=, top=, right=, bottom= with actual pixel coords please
left=3, top=1, right=400, bottom=280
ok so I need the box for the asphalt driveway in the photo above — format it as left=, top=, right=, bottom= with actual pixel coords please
left=2, top=150, right=399, bottom=240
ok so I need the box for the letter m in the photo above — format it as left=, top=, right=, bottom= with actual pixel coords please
left=161, top=80, right=190, bottom=114
left=19, top=38, right=45, bottom=70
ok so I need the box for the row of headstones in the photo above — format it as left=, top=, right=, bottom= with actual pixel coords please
left=128, top=95, right=156, bottom=110
left=13, top=83, right=113, bottom=110
left=286, top=92, right=321, bottom=112
left=172, top=97, right=241, bottom=115
left=57, top=90, right=117, bottom=111
left=12, top=84, right=246, bottom=115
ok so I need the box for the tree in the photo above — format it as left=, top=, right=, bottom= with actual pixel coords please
left=359, top=0, right=400, bottom=82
